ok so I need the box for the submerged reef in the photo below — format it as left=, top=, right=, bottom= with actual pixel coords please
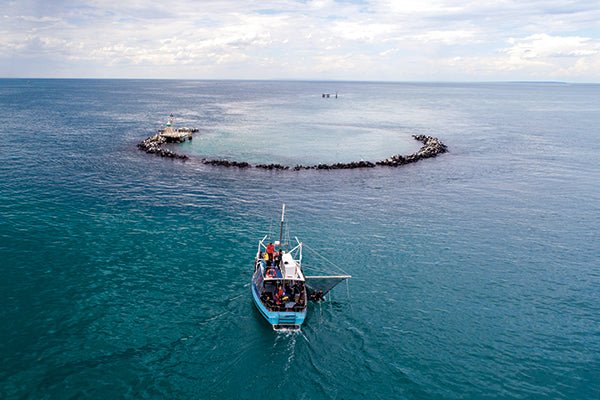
left=137, top=134, right=447, bottom=169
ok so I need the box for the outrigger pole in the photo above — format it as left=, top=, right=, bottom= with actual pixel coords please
left=279, top=204, right=286, bottom=246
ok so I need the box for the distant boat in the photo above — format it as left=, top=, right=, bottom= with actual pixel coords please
left=251, top=204, right=351, bottom=332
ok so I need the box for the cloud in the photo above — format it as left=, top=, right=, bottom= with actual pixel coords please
left=435, top=33, right=600, bottom=81
left=412, top=29, right=481, bottom=45
left=505, top=33, right=599, bottom=59
left=331, top=21, right=397, bottom=42
left=1, top=0, right=600, bottom=81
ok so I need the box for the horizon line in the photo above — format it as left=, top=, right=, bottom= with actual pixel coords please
left=2, top=77, right=599, bottom=85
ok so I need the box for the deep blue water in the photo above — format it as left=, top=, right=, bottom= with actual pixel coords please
left=1, top=79, right=599, bottom=399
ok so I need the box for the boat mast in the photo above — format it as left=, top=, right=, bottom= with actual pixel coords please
left=279, top=204, right=285, bottom=246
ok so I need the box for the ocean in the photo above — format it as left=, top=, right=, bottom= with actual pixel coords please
left=0, top=79, right=598, bottom=399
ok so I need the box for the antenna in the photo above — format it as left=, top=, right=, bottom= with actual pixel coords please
left=279, top=204, right=285, bottom=245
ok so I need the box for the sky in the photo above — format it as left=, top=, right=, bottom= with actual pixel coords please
left=2, top=0, right=600, bottom=81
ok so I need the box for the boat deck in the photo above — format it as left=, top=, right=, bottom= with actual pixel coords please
left=260, top=260, right=284, bottom=279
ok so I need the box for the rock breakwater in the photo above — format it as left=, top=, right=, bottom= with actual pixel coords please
left=137, top=133, right=447, bottom=169
left=137, top=134, right=189, bottom=160
left=375, top=135, right=447, bottom=167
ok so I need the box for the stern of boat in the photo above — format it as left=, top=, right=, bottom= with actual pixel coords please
left=273, top=324, right=301, bottom=332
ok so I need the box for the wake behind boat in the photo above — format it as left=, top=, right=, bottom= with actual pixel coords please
left=251, top=205, right=351, bottom=332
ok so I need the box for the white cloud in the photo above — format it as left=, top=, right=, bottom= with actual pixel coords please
left=331, top=21, right=397, bottom=42
left=382, top=0, right=458, bottom=15
left=1, top=1, right=600, bottom=81
left=412, top=30, right=481, bottom=45
left=505, top=33, right=599, bottom=59
left=434, top=33, right=600, bottom=81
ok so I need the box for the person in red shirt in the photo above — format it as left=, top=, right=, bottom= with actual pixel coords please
left=266, top=243, right=275, bottom=265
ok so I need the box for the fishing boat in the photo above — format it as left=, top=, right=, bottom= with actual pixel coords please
left=251, top=204, right=351, bottom=332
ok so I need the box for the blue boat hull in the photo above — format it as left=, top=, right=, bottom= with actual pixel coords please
left=251, top=281, right=306, bottom=328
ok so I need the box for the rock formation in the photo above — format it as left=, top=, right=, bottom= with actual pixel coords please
left=137, top=132, right=448, bottom=169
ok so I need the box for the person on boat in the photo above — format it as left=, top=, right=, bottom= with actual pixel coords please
left=281, top=284, right=290, bottom=302
left=273, top=291, right=282, bottom=310
left=274, top=250, right=282, bottom=267
left=263, top=251, right=270, bottom=266
left=266, top=243, right=275, bottom=262
left=291, top=282, right=300, bottom=301
left=260, top=292, right=269, bottom=303
left=266, top=297, right=275, bottom=310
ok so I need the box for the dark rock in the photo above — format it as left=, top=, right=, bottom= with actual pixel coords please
left=201, top=159, right=250, bottom=168
left=137, top=134, right=187, bottom=161
left=139, top=131, right=447, bottom=170
left=256, top=163, right=290, bottom=170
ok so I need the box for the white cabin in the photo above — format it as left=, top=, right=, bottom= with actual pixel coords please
left=281, top=252, right=305, bottom=281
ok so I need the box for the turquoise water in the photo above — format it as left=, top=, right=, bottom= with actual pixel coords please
left=178, top=83, right=423, bottom=164
left=1, top=79, right=599, bottom=399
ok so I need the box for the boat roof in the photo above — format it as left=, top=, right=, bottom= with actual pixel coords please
left=275, top=252, right=305, bottom=281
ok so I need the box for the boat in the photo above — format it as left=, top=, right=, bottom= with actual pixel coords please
left=251, top=204, right=351, bottom=332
